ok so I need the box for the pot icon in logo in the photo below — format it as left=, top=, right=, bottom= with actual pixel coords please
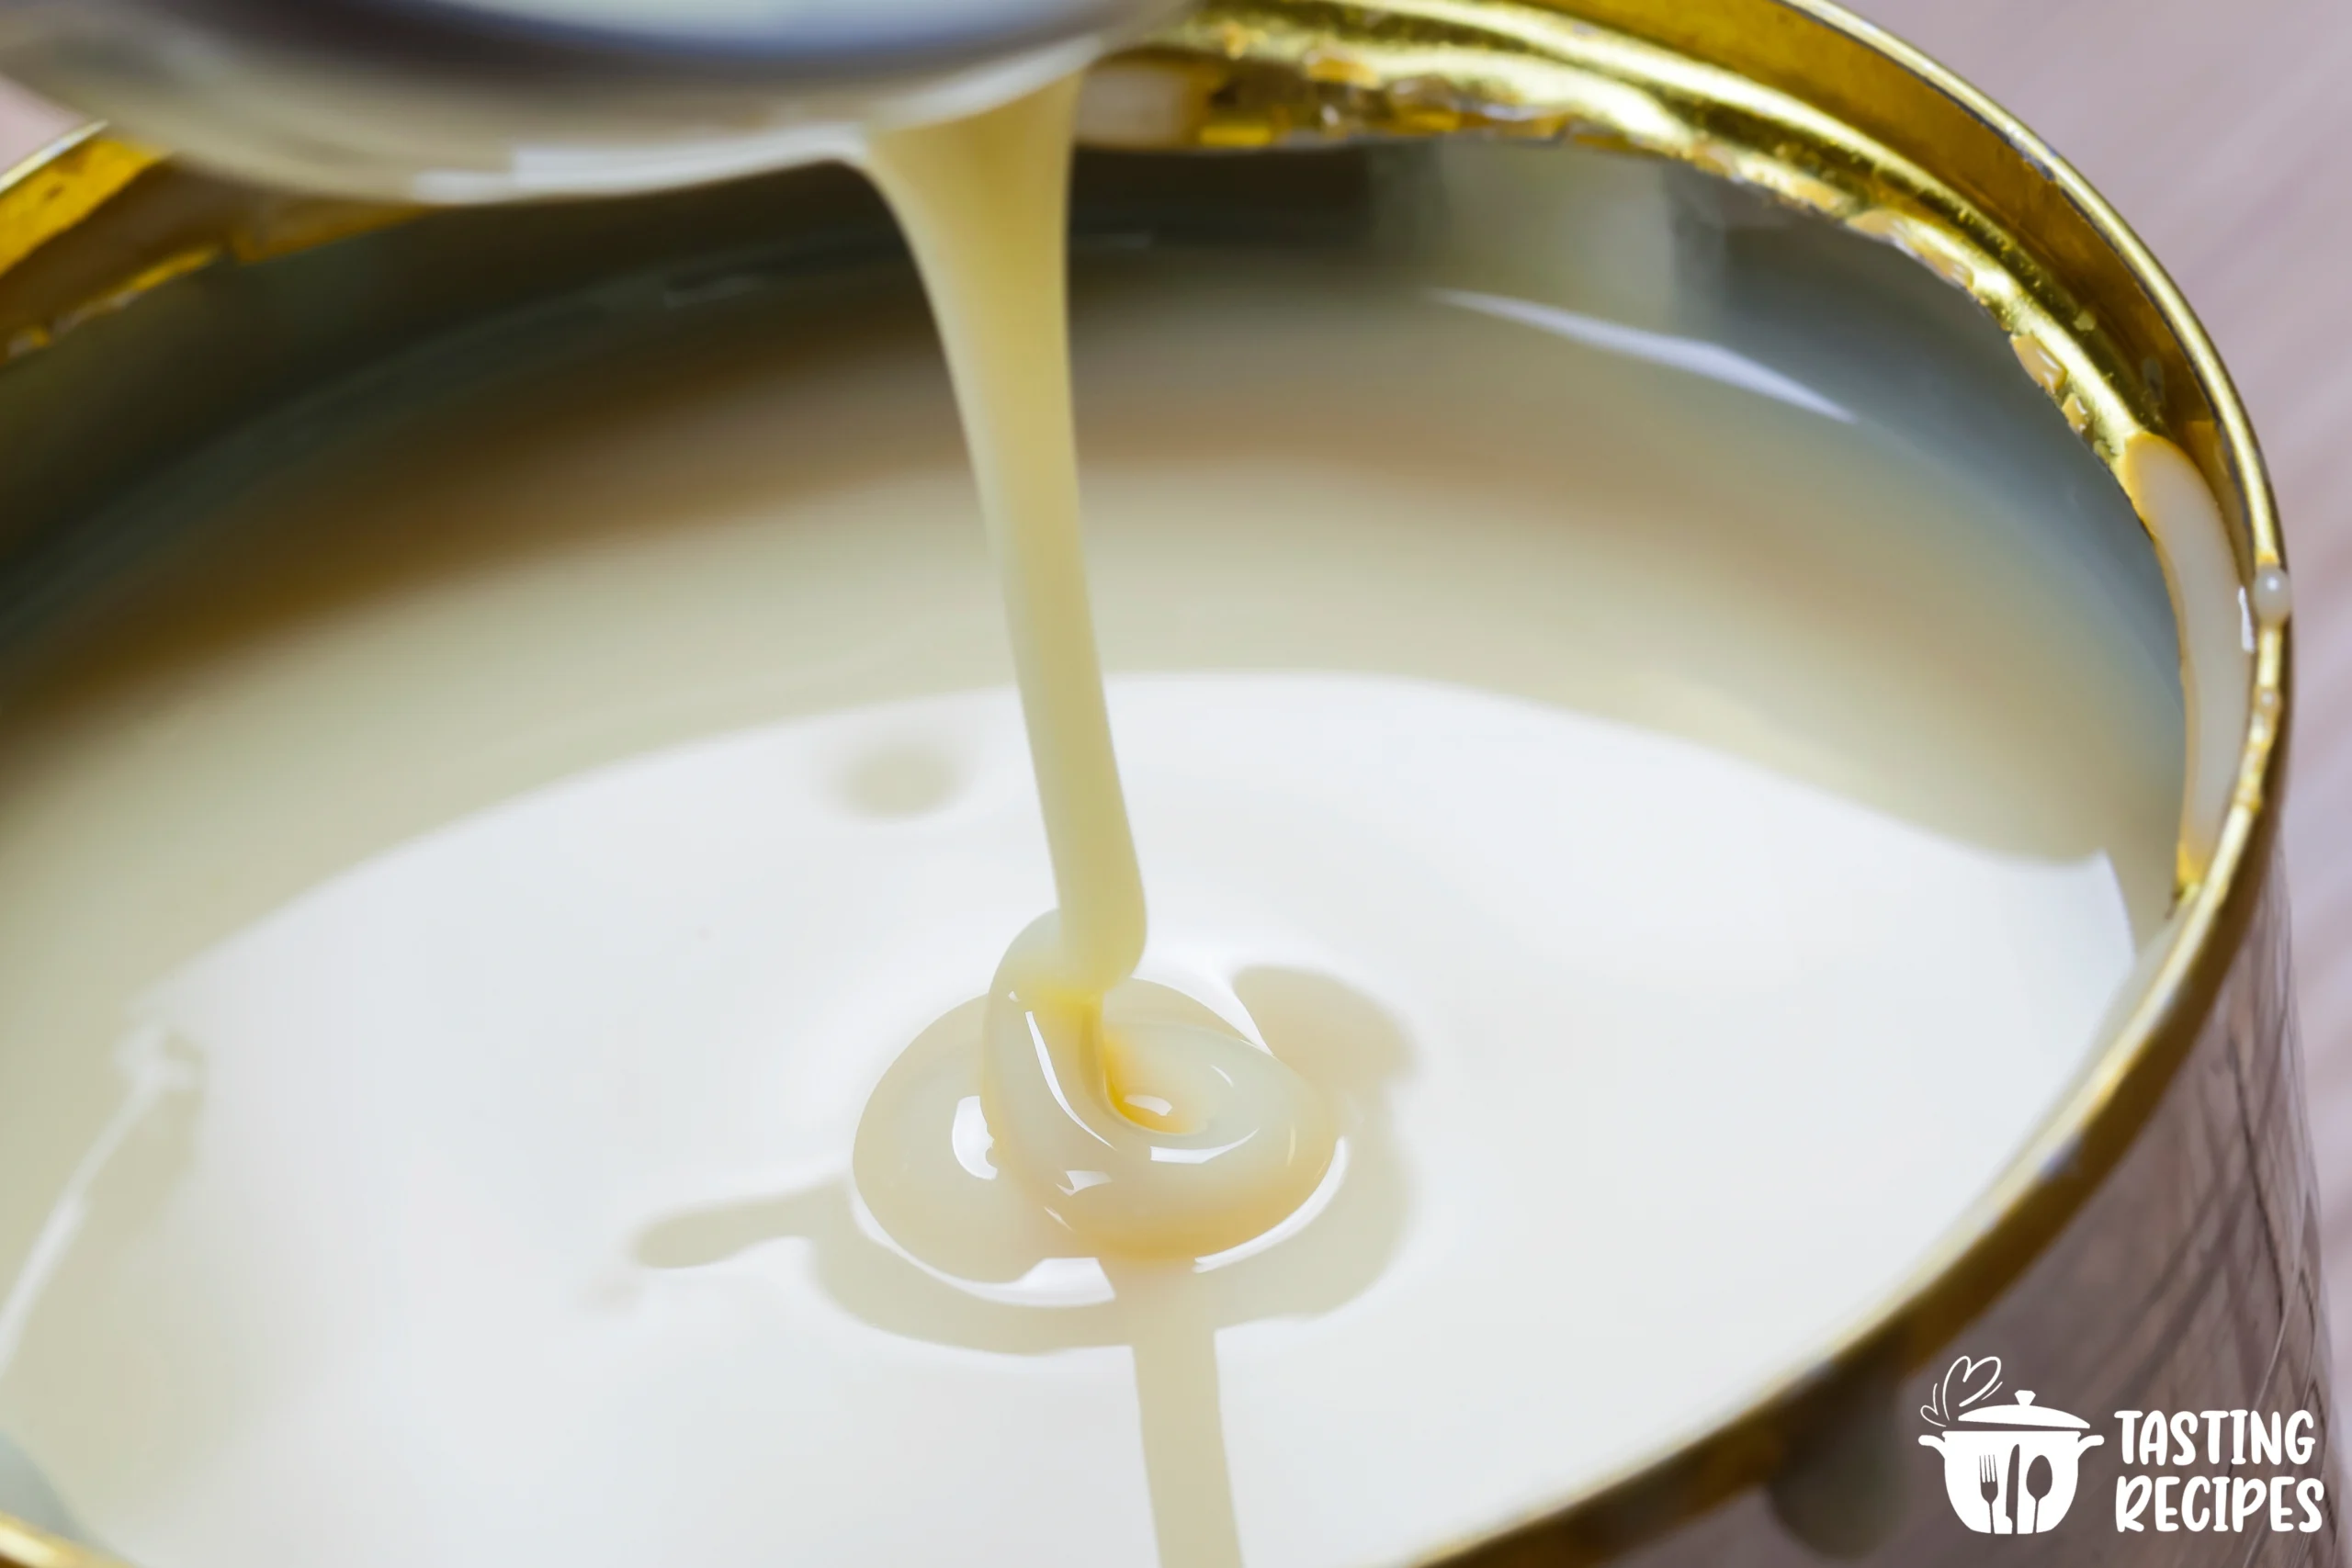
left=1918, top=1360, right=2104, bottom=1534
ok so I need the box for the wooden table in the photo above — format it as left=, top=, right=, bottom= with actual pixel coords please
left=3, top=0, right=2348, bottom=1397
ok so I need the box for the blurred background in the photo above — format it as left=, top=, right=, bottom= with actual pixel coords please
left=0, top=0, right=2346, bottom=1387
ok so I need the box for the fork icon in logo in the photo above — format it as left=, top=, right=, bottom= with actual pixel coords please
left=1977, top=1453, right=2000, bottom=1532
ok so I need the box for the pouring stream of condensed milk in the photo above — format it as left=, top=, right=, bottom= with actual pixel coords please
left=855, top=79, right=1340, bottom=1567
left=862, top=81, right=1337, bottom=1263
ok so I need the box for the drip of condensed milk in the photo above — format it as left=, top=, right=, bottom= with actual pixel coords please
left=2114, top=433, right=2256, bottom=884
left=862, top=80, right=1336, bottom=1265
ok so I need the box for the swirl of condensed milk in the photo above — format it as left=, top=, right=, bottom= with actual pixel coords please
left=981, top=916, right=1338, bottom=1258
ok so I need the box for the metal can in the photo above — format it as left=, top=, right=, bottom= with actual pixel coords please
left=0, top=0, right=2311, bottom=1563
